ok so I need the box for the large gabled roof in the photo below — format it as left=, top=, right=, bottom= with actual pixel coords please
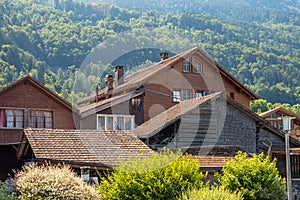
left=19, top=129, right=152, bottom=169
left=134, top=92, right=300, bottom=146
left=77, top=47, right=258, bottom=105
left=0, top=74, right=77, bottom=112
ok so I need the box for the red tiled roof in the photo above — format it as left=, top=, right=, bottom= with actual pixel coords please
left=22, top=129, right=152, bottom=168
left=198, top=156, right=233, bottom=168
left=134, top=92, right=222, bottom=138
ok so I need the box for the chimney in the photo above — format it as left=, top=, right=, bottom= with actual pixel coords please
left=105, top=74, right=114, bottom=91
left=115, top=65, right=124, bottom=86
left=160, top=51, right=169, bottom=61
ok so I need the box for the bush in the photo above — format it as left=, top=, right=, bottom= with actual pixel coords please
left=216, top=151, right=286, bottom=200
left=0, top=181, right=13, bottom=200
left=178, top=187, right=244, bottom=200
left=98, top=149, right=207, bottom=200
left=14, top=164, right=101, bottom=200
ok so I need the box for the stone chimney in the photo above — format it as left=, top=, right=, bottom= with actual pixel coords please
left=105, top=74, right=114, bottom=91
left=160, top=51, right=169, bottom=61
left=115, top=66, right=124, bottom=86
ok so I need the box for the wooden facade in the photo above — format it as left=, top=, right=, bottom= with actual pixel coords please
left=0, top=75, right=76, bottom=180
left=79, top=47, right=258, bottom=129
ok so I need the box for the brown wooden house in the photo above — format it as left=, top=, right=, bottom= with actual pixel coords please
left=0, top=75, right=77, bottom=180
left=78, top=47, right=258, bottom=130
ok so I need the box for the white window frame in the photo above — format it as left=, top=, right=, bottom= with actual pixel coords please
left=195, top=91, right=203, bottom=98
left=183, top=59, right=191, bottom=72
left=173, top=90, right=181, bottom=102
left=97, top=114, right=135, bottom=130
left=194, top=60, right=202, bottom=74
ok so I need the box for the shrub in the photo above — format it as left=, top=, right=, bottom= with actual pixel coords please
left=216, top=151, right=286, bottom=200
left=14, top=164, right=101, bottom=200
left=178, top=187, right=244, bottom=200
left=0, top=181, right=13, bottom=200
left=98, top=149, right=207, bottom=200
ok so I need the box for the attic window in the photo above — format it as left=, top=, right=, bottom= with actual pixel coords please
left=194, top=60, right=202, bottom=74
left=0, top=109, right=23, bottom=129
left=183, top=59, right=191, bottom=72
left=29, top=110, right=53, bottom=129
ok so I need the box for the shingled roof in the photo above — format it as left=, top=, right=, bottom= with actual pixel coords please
left=77, top=47, right=258, bottom=105
left=19, top=129, right=152, bottom=169
left=134, top=92, right=221, bottom=138
left=134, top=92, right=300, bottom=147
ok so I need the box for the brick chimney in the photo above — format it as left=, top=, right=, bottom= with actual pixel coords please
left=105, top=74, right=114, bottom=91
left=160, top=51, right=169, bottom=61
left=115, top=66, right=124, bottom=86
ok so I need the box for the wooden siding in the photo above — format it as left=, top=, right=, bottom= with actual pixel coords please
left=0, top=77, right=75, bottom=180
left=0, top=129, right=23, bottom=144
left=0, top=80, right=75, bottom=133
left=142, top=54, right=252, bottom=123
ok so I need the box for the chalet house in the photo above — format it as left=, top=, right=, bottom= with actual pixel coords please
left=0, top=75, right=77, bottom=180
left=17, top=129, right=152, bottom=181
left=78, top=47, right=258, bottom=130
left=260, top=107, right=300, bottom=140
left=133, top=92, right=300, bottom=177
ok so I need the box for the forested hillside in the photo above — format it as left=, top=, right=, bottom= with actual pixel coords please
left=0, top=0, right=299, bottom=112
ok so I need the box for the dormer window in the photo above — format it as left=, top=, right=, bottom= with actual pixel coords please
left=183, top=59, right=191, bottom=72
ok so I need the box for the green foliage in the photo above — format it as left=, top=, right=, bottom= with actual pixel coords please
left=251, top=99, right=300, bottom=114
left=178, top=187, right=243, bottom=200
left=216, top=151, right=286, bottom=200
left=98, top=149, right=207, bottom=200
left=0, top=181, right=13, bottom=200
left=15, top=164, right=101, bottom=200
left=0, top=0, right=300, bottom=105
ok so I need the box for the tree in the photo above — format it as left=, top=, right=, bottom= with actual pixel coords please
left=216, top=151, right=286, bottom=200
left=98, top=149, right=207, bottom=200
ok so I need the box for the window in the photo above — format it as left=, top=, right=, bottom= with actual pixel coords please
left=183, top=59, right=191, bottom=72
left=194, top=60, right=202, bottom=73
left=182, top=90, right=191, bottom=100
left=173, top=90, right=192, bottom=102
left=29, top=110, right=53, bottom=129
left=196, top=91, right=203, bottom=98
left=173, top=90, right=181, bottom=102
left=97, top=114, right=135, bottom=130
left=0, top=109, right=23, bottom=128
